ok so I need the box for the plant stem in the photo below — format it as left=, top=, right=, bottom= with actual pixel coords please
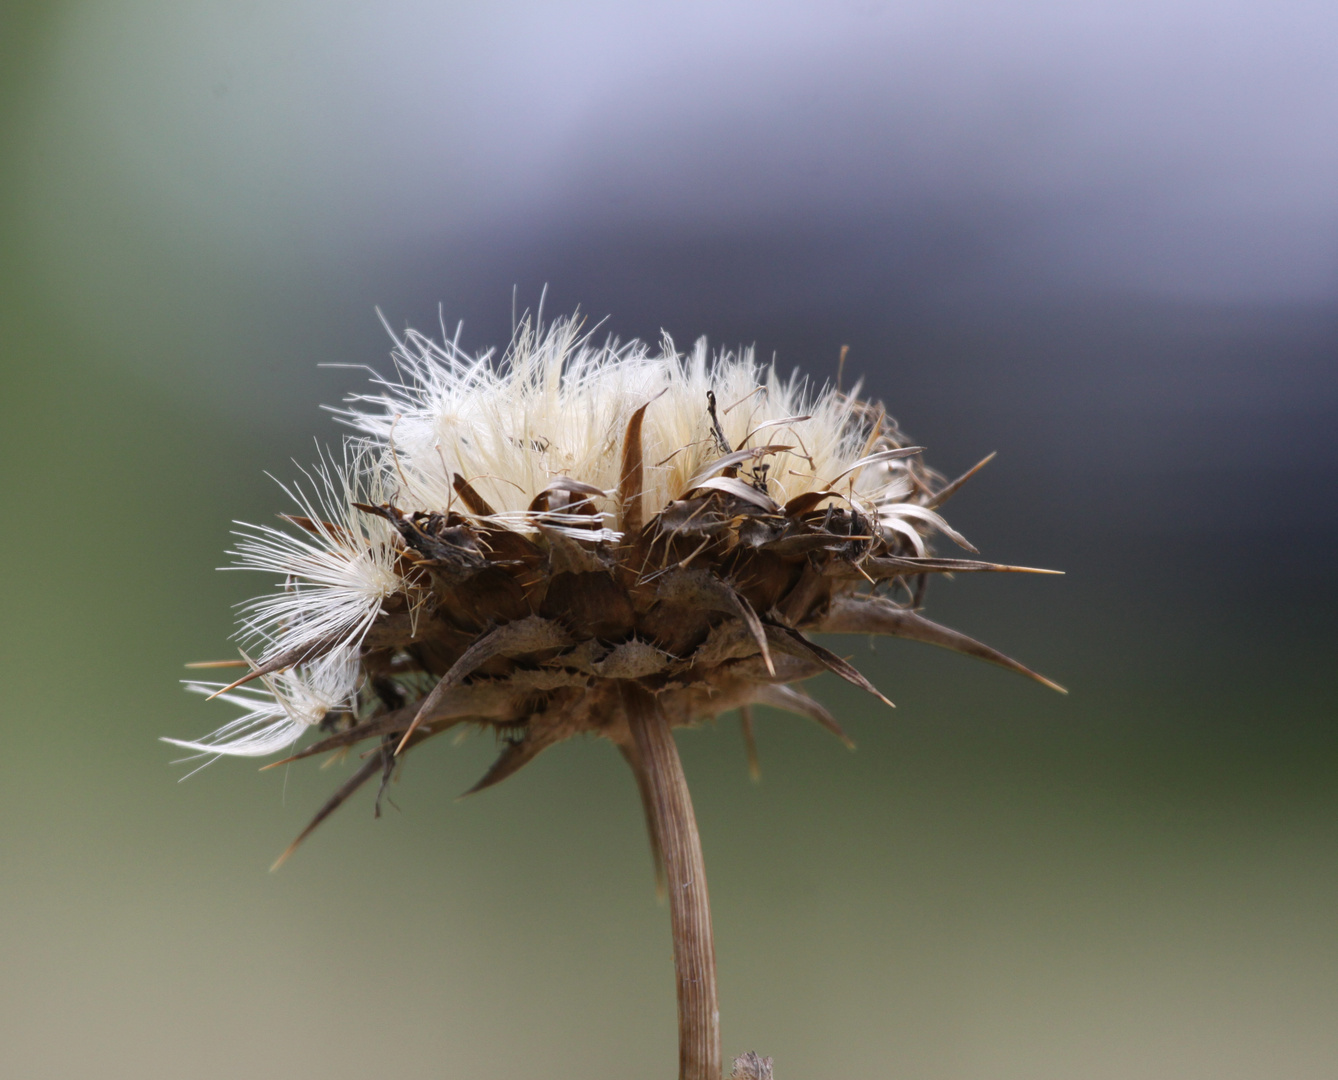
left=623, top=683, right=721, bottom=1080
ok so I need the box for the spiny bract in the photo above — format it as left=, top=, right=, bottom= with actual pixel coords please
left=171, top=313, right=1061, bottom=865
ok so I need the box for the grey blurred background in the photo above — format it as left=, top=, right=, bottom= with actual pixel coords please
left=2, top=2, right=1335, bottom=1078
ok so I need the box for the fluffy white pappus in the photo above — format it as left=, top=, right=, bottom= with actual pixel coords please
left=342, top=313, right=947, bottom=533
left=166, top=648, right=360, bottom=765
left=877, top=504, right=976, bottom=557
left=228, top=446, right=407, bottom=666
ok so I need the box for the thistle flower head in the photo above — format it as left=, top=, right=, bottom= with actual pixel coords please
left=173, top=311, right=1061, bottom=860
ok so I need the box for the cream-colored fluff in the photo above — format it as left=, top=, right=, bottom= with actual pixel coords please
left=168, top=648, right=361, bottom=768
left=229, top=444, right=407, bottom=667
left=346, top=314, right=920, bottom=524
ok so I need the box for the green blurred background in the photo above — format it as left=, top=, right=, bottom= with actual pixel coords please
left=2, top=2, right=1335, bottom=1078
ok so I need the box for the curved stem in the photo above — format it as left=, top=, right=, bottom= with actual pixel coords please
left=622, top=684, right=721, bottom=1080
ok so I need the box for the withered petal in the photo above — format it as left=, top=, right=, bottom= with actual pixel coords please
left=819, top=594, right=1066, bottom=693
left=749, top=683, right=855, bottom=749
left=823, top=556, right=1062, bottom=581
left=618, top=740, right=668, bottom=898
left=538, top=525, right=613, bottom=575
left=923, top=451, right=997, bottom=510
left=783, top=490, right=841, bottom=517
left=618, top=397, right=657, bottom=538
left=271, top=753, right=383, bottom=870
left=452, top=473, right=499, bottom=518
left=656, top=569, right=774, bottom=675
left=262, top=679, right=528, bottom=769
left=688, top=476, right=779, bottom=512
left=826, top=446, right=924, bottom=485
left=773, top=626, right=896, bottom=709
left=204, top=637, right=341, bottom=699
left=461, top=727, right=562, bottom=797
left=760, top=532, right=849, bottom=558
left=686, top=445, right=794, bottom=490
left=396, top=616, right=574, bottom=754
left=742, top=414, right=812, bottom=443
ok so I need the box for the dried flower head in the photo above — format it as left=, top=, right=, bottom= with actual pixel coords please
left=173, top=311, right=1061, bottom=1079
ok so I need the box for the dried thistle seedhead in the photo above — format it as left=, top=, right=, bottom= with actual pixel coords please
left=172, top=311, right=1061, bottom=1079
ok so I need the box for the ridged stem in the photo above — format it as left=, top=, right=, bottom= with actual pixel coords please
left=623, top=683, right=721, bottom=1080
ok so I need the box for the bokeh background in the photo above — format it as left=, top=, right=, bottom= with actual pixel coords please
left=2, top=2, right=1336, bottom=1077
